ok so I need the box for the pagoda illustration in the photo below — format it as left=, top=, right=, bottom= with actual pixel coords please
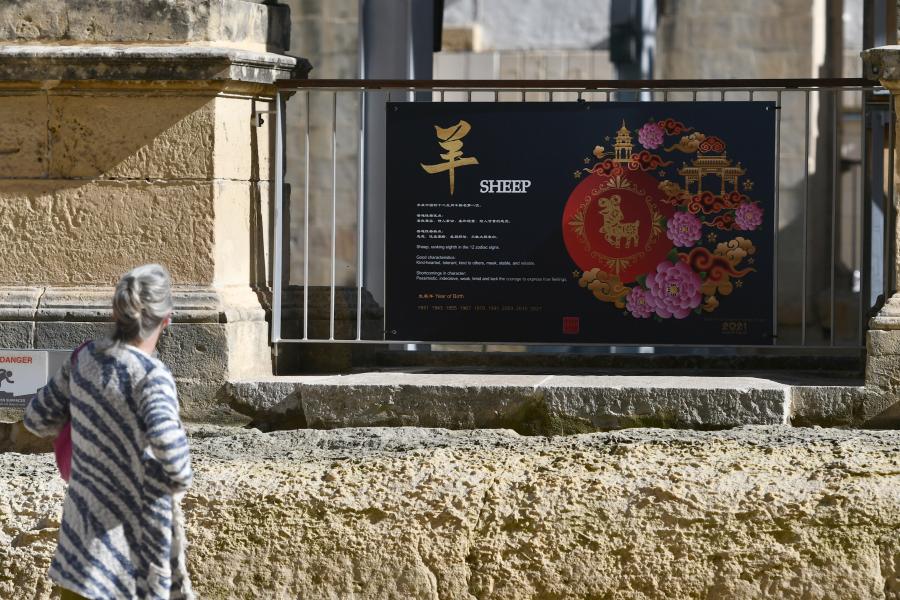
left=613, top=120, right=633, bottom=163
left=677, top=136, right=745, bottom=194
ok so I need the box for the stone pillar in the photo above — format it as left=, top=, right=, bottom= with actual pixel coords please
left=0, top=1, right=310, bottom=420
left=862, top=46, right=900, bottom=424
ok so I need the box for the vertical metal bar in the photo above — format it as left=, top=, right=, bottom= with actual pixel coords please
left=330, top=91, right=337, bottom=340
left=692, top=90, right=698, bottom=101
left=467, top=89, right=472, bottom=102
left=861, top=91, right=872, bottom=347
left=521, top=90, right=526, bottom=102
left=550, top=90, right=554, bottom=102
left=750, top=90, right=755, bottom=102
left=830, top=92, right=838, bottom=345
left=858, top=90, right=866, bottom=346
left=720, top=89, right=726, bottom=101
left=303, top=90, right=310, bottom=340
left=494, top=90, right=498, bottom=102
left=772, top=90, right=781, bottom=344
left=440, top=90, right=445, bottom=102
left=885, top=95, right=892, bottom=302
left=356, top=89, right=366, bottom=340
left=272, top=92, right=285, bottom=345
left=889, top=94, right=897, bottom=297
left=802, top=90, right=811, bottom=345
left=663, top=90, right=668, bottom=102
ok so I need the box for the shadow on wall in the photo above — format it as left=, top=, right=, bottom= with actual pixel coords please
left=1, top=90, right=272, bottom=289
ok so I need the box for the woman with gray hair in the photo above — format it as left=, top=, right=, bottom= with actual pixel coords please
left=24, top=264, right=194, bottom=600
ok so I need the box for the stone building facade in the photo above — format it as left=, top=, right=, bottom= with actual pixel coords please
left=0, top=0, right=308, bottom=418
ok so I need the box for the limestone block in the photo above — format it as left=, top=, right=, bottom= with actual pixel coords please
left=225, top=373, right=796, bottom=434
left=441, top=25, right=483, bottom=52
left=0, top=0, right=67, bottom=41
left=0, top=0, right=290, bottom=52
left=226, top=376, right=308, bottom=420
left=6, top=426, right=900, bottom=599
left=214, top=96, right=253, bottom=181
left=789, top=385, right=861, bottom=426
left=214, top=181, right=253, bottom=286
left=0, top=93, right=48, bottom=178
left=0, top=180, right=215, bottom=286
left=301, top=373, right=548, bottom=430
left=32, top=321, right=112, bottom=350
left=863, top=46, right=900, bottom=82
left=865, top=353, right=900, bottom=399
left=0, top=321, right=35, bottom=348
left=543, top=376, right=789, bottom=430
left=48, top=94, right=215, bottom=180
left=0, top=286, right=43, bottom=320
left=867, top=328, right=900, bottom=355
left=156, top=324, right=229, bottom=381
left=223, top=320, right=271, bottom=379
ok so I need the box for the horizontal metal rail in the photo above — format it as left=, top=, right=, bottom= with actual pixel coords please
left=277, top=77, right=878, bottom=91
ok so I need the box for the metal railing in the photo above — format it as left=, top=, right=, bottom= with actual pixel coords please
left=271, top=77, right=892, bottom=354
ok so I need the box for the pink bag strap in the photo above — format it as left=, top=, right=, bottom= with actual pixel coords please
left=71, top=341, right=90, bottom=366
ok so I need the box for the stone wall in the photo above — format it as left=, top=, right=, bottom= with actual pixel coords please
left=443, top=0, right=611, bottom=50
left=0, top=1, right=307, bottom=419
left=3, top=425, right=900, bottom=599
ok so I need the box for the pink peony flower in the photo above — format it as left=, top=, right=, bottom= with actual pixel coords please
left=734, top=202, right=764, bottom=230
left=645, top=260, right=703, bottom=319
left=638, top=122, right=665, bottom=149
left=666, top=211, right=702, bottom=247
left=626, top=286, right=656, bottom=318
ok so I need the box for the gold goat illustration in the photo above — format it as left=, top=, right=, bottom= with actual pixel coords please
left=597, top=194, right=640, bottom=248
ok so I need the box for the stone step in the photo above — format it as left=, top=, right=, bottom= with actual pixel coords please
left=225, top=372, right=868, bottom=434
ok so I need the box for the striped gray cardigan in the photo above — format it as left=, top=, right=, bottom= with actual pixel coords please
left=24, top=339, right=194, bottom=600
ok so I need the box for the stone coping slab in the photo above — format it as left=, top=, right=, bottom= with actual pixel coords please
left=226, top=372, right=794, bottom=433
left=0, top=44, right=310, bottom=83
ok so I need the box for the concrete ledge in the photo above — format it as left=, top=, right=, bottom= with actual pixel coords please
left=227, top=373, right=793, bottom=433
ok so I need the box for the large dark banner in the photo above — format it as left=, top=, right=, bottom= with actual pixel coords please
left=386, top=101, right=776, bottom=345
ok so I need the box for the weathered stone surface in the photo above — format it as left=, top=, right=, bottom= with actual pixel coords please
left=0, top=0, right=291, bottom=52
left=790, top=385, right=865, bottom=427
left=226, top=373, right=792, bottom=433
left=0, top=180, right=216, bottom=286
left=868, top=328, right=900, bottom=355
left=0, top=93, right=48, bottom=178
left=225, top=377, right=308, bottom=423
left=0, top=45, right=307, bottom=83
left=542, top=375, right=788, bottom=430
left=0, top=321, right=34, bottom=348
left=863, top=45, right=900, bottom=82
left=3, top=426, right=900, bottom=599
left=48, top=94, right=215, bottom=179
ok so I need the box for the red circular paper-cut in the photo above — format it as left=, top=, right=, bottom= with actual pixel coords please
left=561, top=169, right=676, bottom=283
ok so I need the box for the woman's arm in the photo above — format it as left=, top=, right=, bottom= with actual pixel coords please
left=139, top=367, right=193, bottom=493
left=23, top=361, right=72, bottom=438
